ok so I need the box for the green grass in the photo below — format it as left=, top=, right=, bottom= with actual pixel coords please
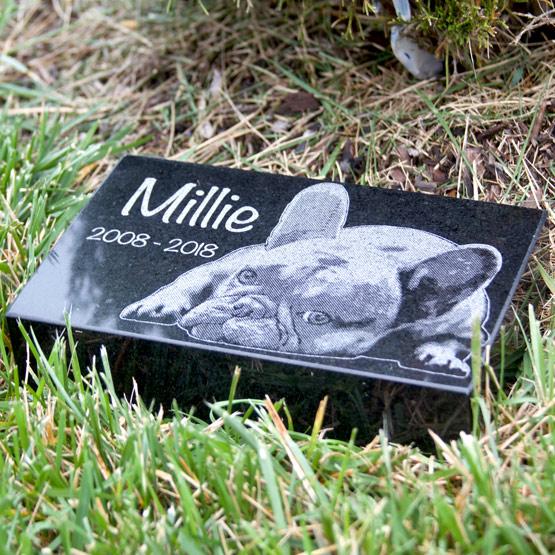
left=2, top=94, right=554, bottom=555
left=0, top=116, right=143, bottom=297
left=1, top=297, right=554, bottom=552
left=1, top=1, right=554, bottom=553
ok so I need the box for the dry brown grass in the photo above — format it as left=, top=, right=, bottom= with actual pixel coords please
left=1, top=3, right=555, bottom=552
left=3, top=0, right=553, bottom=324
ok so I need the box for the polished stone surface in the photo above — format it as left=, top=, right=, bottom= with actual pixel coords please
left=8, top=155, right=546, bottom=396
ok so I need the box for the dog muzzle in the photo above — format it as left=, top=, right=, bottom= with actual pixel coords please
left=178, top=294, right=291, bottom=350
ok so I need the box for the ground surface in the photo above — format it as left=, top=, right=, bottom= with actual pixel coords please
left=0, top=1, right=554, bottom=553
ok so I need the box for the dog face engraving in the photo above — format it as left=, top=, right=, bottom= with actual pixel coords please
left=120, top=182, right=502, bottom=377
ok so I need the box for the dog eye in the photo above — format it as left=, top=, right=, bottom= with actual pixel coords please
left=237, top=268, right=258, bottom=284
left=301, top=311, right=331, bottom=325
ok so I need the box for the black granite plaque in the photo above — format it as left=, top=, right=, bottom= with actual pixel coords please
left=7, top=155, right=545, bottom=441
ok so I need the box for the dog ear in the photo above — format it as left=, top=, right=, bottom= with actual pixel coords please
left=266, top=182, right=349, bottom=249
left=398, top=245, right=502, bottom=320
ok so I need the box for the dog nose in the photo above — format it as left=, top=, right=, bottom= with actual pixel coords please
left=232, top=296, right=275, bottom=318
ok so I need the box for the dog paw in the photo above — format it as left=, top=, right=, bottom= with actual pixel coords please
left=415, top=343, right=470, bottom=377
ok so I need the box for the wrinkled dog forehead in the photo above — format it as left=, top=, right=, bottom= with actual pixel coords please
left=291, top=250, right=401, bottom=285
left=228, top=243, right=403, bottom=290
left=288, top=263, right=403, bottom=317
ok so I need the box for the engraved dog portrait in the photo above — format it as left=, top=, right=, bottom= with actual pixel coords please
left=120, top=182, right=502, bottom=377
